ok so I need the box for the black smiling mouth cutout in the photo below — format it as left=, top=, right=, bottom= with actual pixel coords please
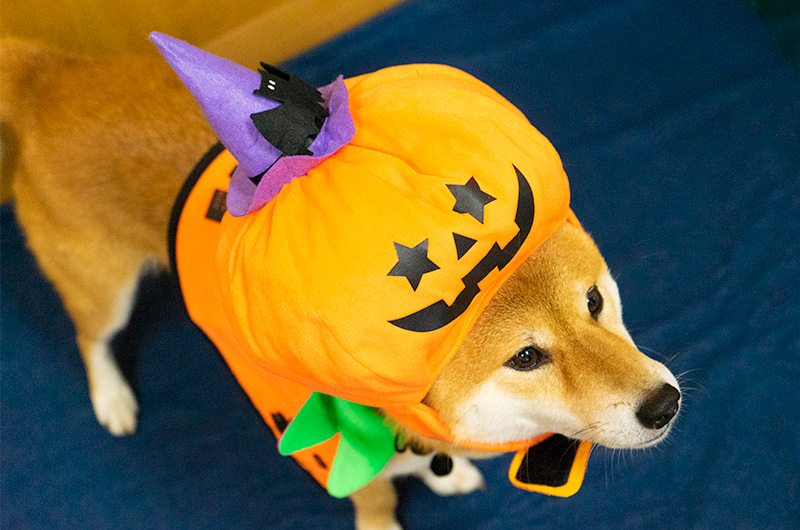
left=389, top=165, right=535, bottom=333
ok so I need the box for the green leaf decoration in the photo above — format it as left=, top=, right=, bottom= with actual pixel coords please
left=278, top=392, right=396, bottom=498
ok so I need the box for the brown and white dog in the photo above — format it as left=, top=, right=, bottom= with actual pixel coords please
left=0, top=38, right=680, bottom=530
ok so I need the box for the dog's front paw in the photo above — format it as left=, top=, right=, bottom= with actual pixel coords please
left=90, top=356, right=139, bottom=436
left=419, top=456, right=486, bottom=496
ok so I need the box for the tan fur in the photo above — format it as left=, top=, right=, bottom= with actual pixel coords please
left=1, top=39, right=679, bottom=530
left=350, top=479, right=400, bottom=530
left=2, top=38, right=216, bottom=434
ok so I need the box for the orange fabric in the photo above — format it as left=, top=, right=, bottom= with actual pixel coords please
left=175, top=64, right=576, bottom=487
left=174, top=149, right=337, bottom=487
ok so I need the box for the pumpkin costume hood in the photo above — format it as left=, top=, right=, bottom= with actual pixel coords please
left=153, top=32, right=591, bottom=498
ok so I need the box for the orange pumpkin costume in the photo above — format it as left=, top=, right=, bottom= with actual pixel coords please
left=154, top=32, right=591, bottom=498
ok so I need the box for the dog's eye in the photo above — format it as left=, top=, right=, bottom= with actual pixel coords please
left=587, top=285, right=603, bottom=320
left=504, top=346, right=547, bottom=371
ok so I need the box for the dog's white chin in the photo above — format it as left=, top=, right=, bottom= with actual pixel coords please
left=629, top=425, right=674, bottom=449
left=450, top=381, right=580, bottom=445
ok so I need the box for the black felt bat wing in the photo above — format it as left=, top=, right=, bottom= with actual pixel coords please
left=250, top=63, right=329, bottom=158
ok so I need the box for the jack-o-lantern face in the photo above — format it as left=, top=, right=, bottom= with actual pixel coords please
left=389, top=166, right=534, bottom=332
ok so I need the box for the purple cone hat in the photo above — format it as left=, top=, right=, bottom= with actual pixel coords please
left=149, top=32, right=355, bottom=216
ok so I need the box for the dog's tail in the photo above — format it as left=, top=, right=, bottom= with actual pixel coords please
left=0, top=38, right=67, bottom=199
left=0, top=37, right=63, bottom=124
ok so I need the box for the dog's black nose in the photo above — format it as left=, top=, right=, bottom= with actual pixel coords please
left=636, top=383, right=680, bottom=429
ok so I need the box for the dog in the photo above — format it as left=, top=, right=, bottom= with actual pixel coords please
left=1, top=37, right=681, bottom=530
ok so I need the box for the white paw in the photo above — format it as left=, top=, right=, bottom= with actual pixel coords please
left=419, top=456, right=486, bottom=496
left=89, top=350, right=139, bottom=436
left=92, top=377, right=138, bottom=436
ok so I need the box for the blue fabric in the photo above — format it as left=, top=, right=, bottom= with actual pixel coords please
left=2, top=0, right=798, bottom=528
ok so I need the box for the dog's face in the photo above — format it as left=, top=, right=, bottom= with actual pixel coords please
left=425, top=222, right=680, bottom=449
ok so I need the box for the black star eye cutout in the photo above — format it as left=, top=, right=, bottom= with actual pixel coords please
left=249, top=63, right=330, bottom=161
left=447, top=177, right=496, bottom=223
left=388, top=239, right=440, bottom=291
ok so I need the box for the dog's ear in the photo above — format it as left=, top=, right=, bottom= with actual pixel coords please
left=508, top=435, right=592, bottom=497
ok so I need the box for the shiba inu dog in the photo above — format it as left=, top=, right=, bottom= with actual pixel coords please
left=0, top=36, right=680, bottom=530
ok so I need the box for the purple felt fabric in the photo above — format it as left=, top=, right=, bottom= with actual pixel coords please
left=229, top=76, right=353, bottom=216
left=149, top=32, right=354, bottom=216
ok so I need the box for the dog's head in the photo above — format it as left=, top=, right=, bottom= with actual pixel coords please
left=426, top=221, right=680, bottom=450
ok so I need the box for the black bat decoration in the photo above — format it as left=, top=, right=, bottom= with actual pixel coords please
left=250, top=63, right=329, bottom=161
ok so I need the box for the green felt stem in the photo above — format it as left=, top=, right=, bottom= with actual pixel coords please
left=278, top=392, right=396, bottom=498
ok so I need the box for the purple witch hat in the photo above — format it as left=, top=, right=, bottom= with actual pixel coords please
left=149, top=32, right=355, bottom=216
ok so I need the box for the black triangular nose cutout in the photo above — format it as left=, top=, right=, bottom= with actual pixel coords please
left=453, top=233, right=477, bottom=259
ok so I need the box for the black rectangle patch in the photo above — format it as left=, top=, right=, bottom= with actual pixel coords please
left=205, top=189, right=228, bottom=222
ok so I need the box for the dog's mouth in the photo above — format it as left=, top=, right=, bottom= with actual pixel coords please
left=572, top=415, right=677, bottom=450
left=630, top=424, right=674, bottom=449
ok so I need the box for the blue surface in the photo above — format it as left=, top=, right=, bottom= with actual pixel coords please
left=2, top=0, right=799, bottom=528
